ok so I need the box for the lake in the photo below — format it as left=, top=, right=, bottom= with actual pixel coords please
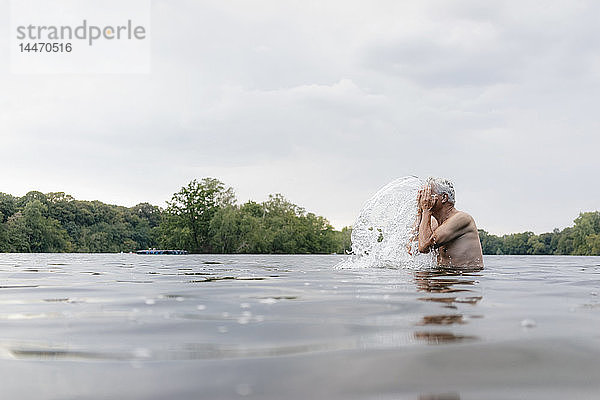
left=0, top=254, right=598, bottom=399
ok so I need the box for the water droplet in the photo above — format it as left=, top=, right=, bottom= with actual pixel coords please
left=218, top=326, right=228, bottom=333
left=335, top=176, right=436, bottom=269
left=259, top=298, right=277, bottom=304
left=144, top=299, right=155, bottom=305
left=240, top=303, right=251, bottom=308
left=196, top=304, right=206, bottom=310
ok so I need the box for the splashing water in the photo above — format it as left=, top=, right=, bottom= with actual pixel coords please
left=337, top=176, right=436, bottom=269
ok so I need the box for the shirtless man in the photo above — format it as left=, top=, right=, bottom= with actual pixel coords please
left=415, top=178, right=483, bottom=269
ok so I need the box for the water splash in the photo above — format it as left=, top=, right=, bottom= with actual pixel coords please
left=337, top=176, right=436, bottom=269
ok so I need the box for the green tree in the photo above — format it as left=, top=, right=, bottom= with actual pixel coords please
left=338, top=226, right=353, bottom=254
left=502, top=232, right=534, bottom=255
left=17, top=191, right=48, bottom=208
left=478, top=229, right=502, bottom=255
left=585, top=234, right=600, bottom=255
left=555, top=227, right=575, bottom=255
left=210, top=205, right=242, bottom=253
left=5, top=212, right=29, bottom=252
left=161, top=178, right=235, bottom=253
left=22, top=200, right=71, bottom=252
left=526, top=235, right=546, bottom=255
left=236, top=201, right=270, bottom=253
left=571, top=212, right=600, bottom=255
left=0, top=193, right=17, bottom=223
left=262, top=194, right=303, bottom=253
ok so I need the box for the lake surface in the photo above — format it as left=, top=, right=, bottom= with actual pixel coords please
left=0, top=254, right=598, bottom=399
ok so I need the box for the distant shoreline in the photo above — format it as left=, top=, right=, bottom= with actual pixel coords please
left=1, top=179, right=598, bottom=256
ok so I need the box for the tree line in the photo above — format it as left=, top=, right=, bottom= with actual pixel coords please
left=0, top=178, right=351, bottom=254
left=478, top=211, right=600, bottom=255
left=0, top=177, right=599, bottom=255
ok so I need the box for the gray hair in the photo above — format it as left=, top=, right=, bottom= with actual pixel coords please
left=427, top=177, right=455, bottom=204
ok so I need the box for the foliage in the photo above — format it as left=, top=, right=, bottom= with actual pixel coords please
left=0, top=178, right=351, bottom=254
left=478, top=211, right=600, bottom=256
left=0, top=191, right=162, bottom=253
left=160, top=178, right=236, bottom=253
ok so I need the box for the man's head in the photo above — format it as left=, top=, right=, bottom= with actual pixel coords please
left=426, top=177, right=455, bottom=208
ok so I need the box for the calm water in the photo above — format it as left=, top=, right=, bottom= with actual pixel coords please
left=0, top=254, right=598, bottom=399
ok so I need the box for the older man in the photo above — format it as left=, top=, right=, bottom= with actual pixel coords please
left=416, top=178, right=483, bottom=269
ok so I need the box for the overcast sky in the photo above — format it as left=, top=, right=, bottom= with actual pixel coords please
left=1, top=0, right=599, bottom=234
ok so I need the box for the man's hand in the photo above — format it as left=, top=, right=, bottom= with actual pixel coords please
left=418, top=186, right=435, bottom=211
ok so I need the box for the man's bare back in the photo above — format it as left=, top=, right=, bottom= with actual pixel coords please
left=414, top=178, right=483, bottom=269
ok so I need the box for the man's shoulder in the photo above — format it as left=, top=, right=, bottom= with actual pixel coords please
left=450, top=210, right=475, bottom=226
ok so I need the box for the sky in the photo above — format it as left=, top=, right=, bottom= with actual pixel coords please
left=1, top=0, right=600, bottom=235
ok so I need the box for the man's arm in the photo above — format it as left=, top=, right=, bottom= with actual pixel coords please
left=418, top=209, right=435, bottom=253
left=416, top=185, right=438, bottom=253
